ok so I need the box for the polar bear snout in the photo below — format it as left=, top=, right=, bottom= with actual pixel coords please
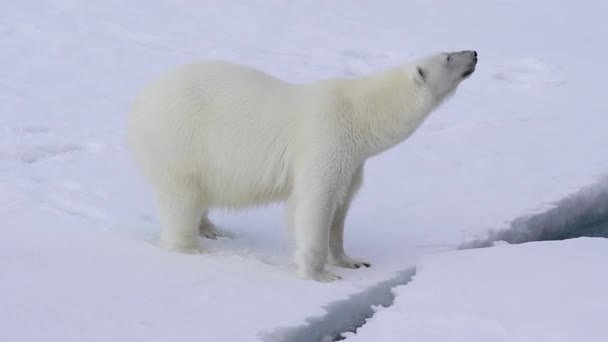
left=448, top=50, right=478, bottom=78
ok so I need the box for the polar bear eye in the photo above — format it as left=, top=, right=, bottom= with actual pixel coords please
left=417, top=67, right=425, bottom=81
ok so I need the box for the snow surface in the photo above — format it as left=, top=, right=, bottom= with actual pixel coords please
left=1, top=0, right=607, bottom=341
left=344, top=238, right=608, bottom=342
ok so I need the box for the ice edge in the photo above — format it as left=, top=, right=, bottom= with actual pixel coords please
left=460, top=175, right=608, bottom=249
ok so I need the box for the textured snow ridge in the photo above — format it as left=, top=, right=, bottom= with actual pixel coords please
left=262, top=268, right=416, bottom=342
left=461, top=176, right=608, bottom=249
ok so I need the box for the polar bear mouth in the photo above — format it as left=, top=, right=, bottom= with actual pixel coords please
left=461, top=67, right=476, bottom=78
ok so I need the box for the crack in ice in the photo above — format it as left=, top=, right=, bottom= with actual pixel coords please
left=261, top=268, right=416, bottom=342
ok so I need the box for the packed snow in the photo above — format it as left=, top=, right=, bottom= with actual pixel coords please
left=1, top=0, right=607, bottom=341
left=344, top=238, right=608, bottom=342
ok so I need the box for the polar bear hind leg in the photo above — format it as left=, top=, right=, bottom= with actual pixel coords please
left=155, top=178, right=204, bottom=254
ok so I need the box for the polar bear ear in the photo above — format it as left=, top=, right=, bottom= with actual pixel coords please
left=416, top=66, right=426, bottom=83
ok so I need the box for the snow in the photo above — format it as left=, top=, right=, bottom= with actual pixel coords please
left=1, top=0, right=607, bottom=341
left=344, top=238, right=608, bottom=342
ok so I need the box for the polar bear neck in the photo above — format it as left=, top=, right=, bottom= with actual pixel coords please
left=333, top=67, right=436, bottom=158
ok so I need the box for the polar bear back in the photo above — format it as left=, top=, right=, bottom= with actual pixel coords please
left=127, top=61, right=319, bottom=207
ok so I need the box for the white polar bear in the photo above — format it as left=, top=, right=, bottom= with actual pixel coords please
left=127, top=50, right=477, bottom=282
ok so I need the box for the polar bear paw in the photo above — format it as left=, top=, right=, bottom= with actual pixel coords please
left=165, top=245, right=203, bottom=255
left=298, top=269, right=342, bottom=282
left=159, top=239, right=203, bottom=255
left=328, top=253, right=371, bottom=269
left=199, top=225, right=229, bottom=240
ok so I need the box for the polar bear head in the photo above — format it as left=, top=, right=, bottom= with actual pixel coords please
left=413, top=50, right=477, bottom=102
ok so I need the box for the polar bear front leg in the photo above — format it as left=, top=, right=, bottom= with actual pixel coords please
left=292, top=174, right=343, bottom=282
left=328, top=166, right=371, bottom=269
left=155, top=180, right=204, bottom=254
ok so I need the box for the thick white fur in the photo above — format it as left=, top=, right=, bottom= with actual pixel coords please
left=127, top=52, right=475, bottom=282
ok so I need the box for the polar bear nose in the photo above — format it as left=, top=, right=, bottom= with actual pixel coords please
left=470, top=50, right=478, bottom=65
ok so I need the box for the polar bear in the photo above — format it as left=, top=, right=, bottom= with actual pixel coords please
left=127, top=50, right=477, bottom=282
